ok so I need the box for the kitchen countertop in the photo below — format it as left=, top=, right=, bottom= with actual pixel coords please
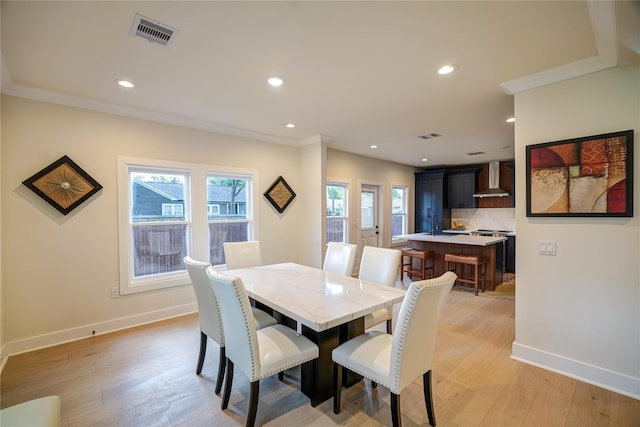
left=401, top=233, right=507, bottom=246
left=442, top=229, right=516, bottom=236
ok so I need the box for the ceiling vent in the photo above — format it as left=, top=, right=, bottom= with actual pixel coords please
left=466, top=151, right=485, bottom=156
left=418, top=132, right=442, bottom=140
left=130, top=14, right=178, bottom=47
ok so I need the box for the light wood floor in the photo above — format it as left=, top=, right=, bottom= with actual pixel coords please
left=2, top=284, right=638, bottom=426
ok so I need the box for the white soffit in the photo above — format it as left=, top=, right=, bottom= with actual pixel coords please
left=500, top=0, right=617, bottom=95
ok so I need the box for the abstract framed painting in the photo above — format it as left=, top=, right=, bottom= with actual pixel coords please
left=526, top=130, right=633, bottom=217
left=22, top=155, right=103, bottom=215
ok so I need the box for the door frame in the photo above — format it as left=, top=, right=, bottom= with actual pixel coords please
left=356, top=180, right=385, bottom=270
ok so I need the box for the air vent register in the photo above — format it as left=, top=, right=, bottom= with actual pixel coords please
left=130, top=14, right=178, bottom=47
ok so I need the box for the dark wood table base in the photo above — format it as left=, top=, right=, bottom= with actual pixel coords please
left=275, top=312, right=364, bottom=407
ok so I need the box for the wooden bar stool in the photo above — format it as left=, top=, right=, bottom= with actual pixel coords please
left=444, top=253, right=487, bottom=296
left=400, top=248, right=435, bottom=281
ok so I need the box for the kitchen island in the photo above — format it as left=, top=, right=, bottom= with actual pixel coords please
left=400, top=233, right=506, bottom=290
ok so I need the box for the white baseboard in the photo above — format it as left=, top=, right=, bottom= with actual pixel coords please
left=512, top=341, right=640, bottom=400
left=2, top=303, right=197, bottom=358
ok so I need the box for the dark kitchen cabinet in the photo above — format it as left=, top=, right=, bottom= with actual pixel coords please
left=506, top=236, right=516, bottom=273
left=447, top=169, right=479, bottom=209
left=415, top=170, right=450, bottom=233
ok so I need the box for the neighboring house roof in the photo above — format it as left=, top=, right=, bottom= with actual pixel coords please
left=207, top=186, right=247, bottom=202
left=134, top=180, right=182, bottom=201
left=137, top=180, right=247, bottom=203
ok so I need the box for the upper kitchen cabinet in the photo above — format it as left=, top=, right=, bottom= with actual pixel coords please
left=447, top=168, right=479, bottom=209
left=415, top=170, right=450, bottom=233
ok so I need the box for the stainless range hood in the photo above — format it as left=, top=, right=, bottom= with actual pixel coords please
left=473, top=161, right=509, bottom=198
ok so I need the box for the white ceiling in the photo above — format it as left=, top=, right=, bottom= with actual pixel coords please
left=2, top=1, right=638, bottom=167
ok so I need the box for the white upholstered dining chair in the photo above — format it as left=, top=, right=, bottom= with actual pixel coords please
left=223, top=241, right=261, bottom=270
left=332, top=271, right=457, bottom=427
left=206, top=268, right=319, bottom=427
left=184, top=257, right=276, bottom=394
left=323, top=242, right=357, bottom=276
left=358, top=246, right=402, bottom=333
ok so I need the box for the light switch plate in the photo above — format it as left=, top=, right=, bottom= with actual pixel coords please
left=538, top=241, right=556, bottom=255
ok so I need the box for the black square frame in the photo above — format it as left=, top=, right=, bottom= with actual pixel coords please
left=264, top=176, right=296, bottom=213
left=22, top=155, right=103, bottom=215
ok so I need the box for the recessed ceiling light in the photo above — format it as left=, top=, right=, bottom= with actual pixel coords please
left=115, top=79, right=134, bottom=88
left=370, top=145, right=378, bottom=149
left=285, top=123, right=296, bottom=128
left=437, top=64, right=457, bottom=75
left=506, top=117, right=516, bottom=123
left=421, top=158, right=429, bottom=162
left=267, top=76, right=284, bottom=87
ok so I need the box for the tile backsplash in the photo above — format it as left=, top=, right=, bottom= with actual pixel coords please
left=451, top=208, right=515, bottom=232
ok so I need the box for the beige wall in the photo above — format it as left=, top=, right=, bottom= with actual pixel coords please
left=326, top=149, right=417, bottom=249
left=0, top=96, right=413, bottom=358
left=298, top=140, right=326, bottom=268
left=513, top=64, right=640, bottom=398
left=1, top=95, right=303, bottom=353
left=0, top=50, right=4, bottom=370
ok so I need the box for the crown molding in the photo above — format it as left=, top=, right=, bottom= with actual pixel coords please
left=1, top=78, right=300, bottom=147
left=500, top=0, right=617, bottom=95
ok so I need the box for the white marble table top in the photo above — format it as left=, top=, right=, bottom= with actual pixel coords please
left=225, top=262, right=406, bottom=332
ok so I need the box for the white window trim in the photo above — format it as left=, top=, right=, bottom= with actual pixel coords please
left=117, top=156, right=258, bottom=295
left=326, top=178, right=351, bottom=244
left=391, top=184, right=409, bottom=242
left=390, top=182, right=410, bottom=245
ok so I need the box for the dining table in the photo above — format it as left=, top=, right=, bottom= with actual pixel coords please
left=224, top=262, right=406, bottom=406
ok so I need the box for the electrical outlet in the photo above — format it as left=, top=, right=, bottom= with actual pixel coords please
left=538, top=241, right=557, bottom=256
left=111, top=287, right=119, bottom=298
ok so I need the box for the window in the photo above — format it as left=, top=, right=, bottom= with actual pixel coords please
left=360, top=190, right=375, bottom=229
left=392, top=186, right=408, bottom=240
left=162, top=203, right=184, bottom=216
left=207, top=204, right=221, bottom=216
left=118, top=156, right=256, bottom=294
left=207, top=175, right=253, bottom=265
left=326, top=183, right=348, bottom=243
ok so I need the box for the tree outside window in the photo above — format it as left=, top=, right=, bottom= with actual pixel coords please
left=207, top=175, right=252, bottom=265
left=326, top=183, right=348, bottom=243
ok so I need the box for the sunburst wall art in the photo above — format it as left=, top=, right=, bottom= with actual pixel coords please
left=526, top=130, right=633, bottom=217
left=264, top=176, right=296, bottom=213
left=23, top=155, right=103, bottom=215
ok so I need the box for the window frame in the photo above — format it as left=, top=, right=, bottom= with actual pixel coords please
left=325, top=180, right=350, bottom=244
left=118, top=156, right=258, bottom=295
left=391, top=185, right=409, bottom=242
left=206, top=172, right=255, bottom=266
left=161, top=203, right=184, bottom=217
left=207, top=204, right=221, bottom=216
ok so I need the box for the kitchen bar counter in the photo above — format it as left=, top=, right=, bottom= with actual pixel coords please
left=441, top=229, right=516, bottom=236
left=400, top=233, right=505, bottom=290
left=402, top=233, right=506, bottom=245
